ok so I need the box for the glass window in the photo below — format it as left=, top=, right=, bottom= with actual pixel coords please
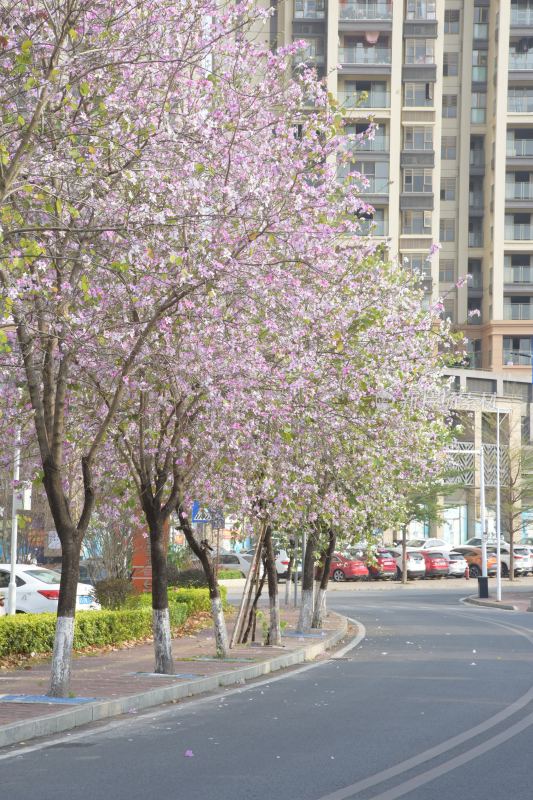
left=471, top=92, right=487, bottom=123
left=294, top=0, right=325, bottom=18
left=24, top=569, right=61, bottom=584
left=442, top=94, right=458, bottom=118
left=404, top=126, right=433, bottom=150
left=441, top=136, right=457, bottom=159
left=402, top=253, right=431, bottom=275
left=439, top=260, right=455, bottom=282
left=474, top=6, right=489, bottom=39
left=443, top=52, right=459, bottom=77
left=406, top=0, right=437, bottom=19
left=440, top=177, right=456, bottom=201
left=403, top=168, right=433, bottom=193
left=405, top=39, right=435, bottom=65
left=440, top=218, right=456, bottom=242
left=472, top=50, right=488, bottom=81
left=404, top=82, right=433, bottom=107
left=402, top=211, right=432, bottom=235
left=444, top=9, right=460, bottom=34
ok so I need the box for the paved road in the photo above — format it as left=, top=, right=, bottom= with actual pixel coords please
left=3, top=585, right=533, bottom=800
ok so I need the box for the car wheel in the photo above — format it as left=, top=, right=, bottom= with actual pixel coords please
left=469, top=564, right=481, bottom=578
left=332, top=569, right=346, bottom=583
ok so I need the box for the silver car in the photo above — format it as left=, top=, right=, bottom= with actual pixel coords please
left=447, top=551, right=468, bottom=577
left=391, top=549, right=426, bottom=579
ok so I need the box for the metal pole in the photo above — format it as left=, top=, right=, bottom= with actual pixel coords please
left=7, top=429, right=21, bottom=615
left=496, top=409, right=502, bottom=602
left=480, top=445, right=487, bottom=578
left=293, top=535, right=298, bottom=608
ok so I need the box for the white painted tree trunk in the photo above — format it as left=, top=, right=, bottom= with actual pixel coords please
left=312, top=587, right=327, bottom=628
left=49, top=616, right=75, bottom=697
left=297, top=588, right=314, bottom=632
left=211, top=596, right=229, bottom=658
left=268, top=592, right=281, bottom=646
left=153, top=608, right=174, bottom=674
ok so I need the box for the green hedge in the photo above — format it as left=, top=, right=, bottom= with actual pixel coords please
left=127, top=586, right=227, bottom=614
left=217, top=569, right=243, bottom=579
left=0, top=604, right=188, bottom=658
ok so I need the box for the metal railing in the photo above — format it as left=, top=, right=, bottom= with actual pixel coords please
left=506, top=182, right=533, bottom=200
left=509, top=53, right=533, bottom=70
left=339, top=46, right=392, bottom=65
left=504, top=266, right=533, bottom=283
left=508, top=93, right=533, bottom=112
left=511, top=8, right=533, bottom=25
left=504, top=303, right=533, bottom=320
left=505, top=223, right=533, bottom=240
left=347, top=135, right=389, bottom=152
left=507, top=139, right=533, bottom=156
left=340, top=1, right=392, bottom=20
left=338, top=90, right=390, bottom=108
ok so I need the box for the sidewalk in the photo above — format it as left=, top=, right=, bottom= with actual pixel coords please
left=0, top=608, right=350, bottom=750
left=464, top=588, right=533, bottom=612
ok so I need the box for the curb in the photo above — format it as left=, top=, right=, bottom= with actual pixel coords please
left=0, top=613, right=349, bottom=750
left=463, top=596, right=517, bottom=611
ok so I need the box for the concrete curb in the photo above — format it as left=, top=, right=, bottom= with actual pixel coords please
left=0, top=613, right=350, bottom=750
left=463, top=596, right=517, bottom=611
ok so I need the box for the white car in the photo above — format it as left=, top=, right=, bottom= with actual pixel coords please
left=404, top=538, right=452, bottom=553
left=486, top=545, right=532, bottom=577
left=0, top=565, right=100, bottom=614
left=214, top=551, right=253, bottom=577
left=447, top=551, right=468, bottom=577
left=390, top=549, right=426, bottom=580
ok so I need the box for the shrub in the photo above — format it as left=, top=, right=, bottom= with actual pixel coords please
left=173, top=568, right=209, bottom=588
left=126, top=586, right=227, bottom=614
left=94, top=577, right=133, bottom=609
left=217, top=569, right=243, bottom=579
left=0, top=604, right=189, bottom=657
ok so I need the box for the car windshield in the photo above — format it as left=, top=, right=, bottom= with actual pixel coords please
left=409, top=553, right=424, bottom=561
left=378, top=551, right=394, bottom=558
left=430, top=553, right=445, bottom=559
left=448, top=553, right=463, bottom=561
left=406, top=540, right=426, bottom=547
left=23, top=569, right=62, bottom=585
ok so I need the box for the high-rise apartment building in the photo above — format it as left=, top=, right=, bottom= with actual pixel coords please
left=267, top=0, right=533, bottom=410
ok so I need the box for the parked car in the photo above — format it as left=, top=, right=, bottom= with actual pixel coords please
left=214, top=551, right=252, bottom=577
left=486, top=544, right=532, bottom=577
left=421, top=551, right=449, bottom=578
left=0, top=565, right=100, bottom=614
left=453, top=547, right=497, bottom=578
left=356, top=548, right=397, bottom=580
left=325, top=553, right=369, bottom=583
left=0, top=591, right=5, bottom=616
left=464, top=537, right=498, bottom=547
left=447, top=551, right=468, bottom=578
left=404, top=538, right=452, bottom=553
left=390, top=549, right=426, bottom=580
left=241, top=548, right=300, bottom=581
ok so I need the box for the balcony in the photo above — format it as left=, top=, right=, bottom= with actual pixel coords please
left=473, top=23, right=488, bottom=39
left=347, top=135, right=390, bottom=153
left=504, top=350, right=532, bottom=365
left=340, top=1, right=392, bottom=20
left=507, top=139, right=533, bottom=156
left=505, top=266, right=533, bottom=283
left=405, top=3, right=436, bottom=21
left=361, top=176, right=389, bottom=194
left=472, top=66, right=488, bottom=81
left=508, top=93, right=533, bottom=112
left=466, top=352, right=482, bottom=368
left=509, top=53, right=533, bottom=70
left=294, top=1, right=325, bottom=19
left=511, top=8, right=533, bottom=25
left=469, top=152, right=485, bottom=167
left=339, top=46, right=392, bottom=65
left=338, top=89, right=390, bottom=108
left=504, top=303, right=533, bottom=320
left=505, top=223, right=533, bottom=239
left=469, top=192, right=484, bottom=208
left=468, top=232, right=484, bottom=247
left=506, top=182, right=533, bottom=200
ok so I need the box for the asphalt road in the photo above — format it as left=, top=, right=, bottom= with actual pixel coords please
left=3, top=585, right=533, bottom=800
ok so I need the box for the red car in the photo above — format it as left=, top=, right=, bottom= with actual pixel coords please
left=326, top=553, right=369, bottom=583
left=422, top=551, right=449, bottom=578
left=366, top=548, right=397, bottom=580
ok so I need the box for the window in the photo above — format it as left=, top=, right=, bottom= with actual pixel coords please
left=441, top=135, right=457, bottom=159
left=442, top=94, right=458, bottom=118
left=440, top=177, right=456, bottom=201
left=472, top=50, right=488, bottom=81
left=444, top=9, right=460, bottom=34
left=468, top=217, right=483, bottom=247
left=405, top=39, right=435, bottom=65
left=402, top=210, right=432, bottom=234
left=443, top=299, right=455, bottom=323
left=473, top=6, right=489, bottom=38
left=404, top=126, right=433, bottom=151
left=440, top=218, right=456, bottom=242
left=406, top=0, right=437, bottom=19
left=439, top=260, right=455, bottom=283
left=404, top=82, right=433, bottom=107
left=294, top=0, right=325, bottom=18
left=403, top=168, right=433, bottom=193
left=443, top=52, right=459, bottom=77
left=471, top=92, right=486, bottom=123
left=503, top=336, right=532, bottom=365
left=402, top=252, right=431, bottom=275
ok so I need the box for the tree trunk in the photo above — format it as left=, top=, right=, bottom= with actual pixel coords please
left=508, top=521, right=515, bottom=582
left=284, top=553, right=293, bottom=607
left=298, top=528, right=317, bottom=632
left=178, top=509, right=229, bottom=657
left=312, top=529, right=336, bottom=629
left=401, top=526, right=408, bottom=585
left=149, top=520, right=174, bottom=674
left=242, top=558, right=267, bottom=643
left=263, top=525, right=281, bottom=646
left=48, top=532, right=83, bottom=697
